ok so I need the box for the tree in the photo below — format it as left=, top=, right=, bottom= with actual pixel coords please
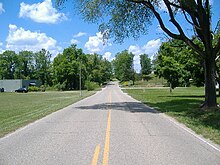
left=56, top=0, right=220, bottom=108
left=140, top=54, right=151, bottom=80
left=0, top=50, right=17, bottom=79
left=154, top=39, right=205, bottom=89
left=17, top=50, right=34, bottom=79
left=113, top=50, right=135, bottom=83
left=34, top=49, right=52, bottom=86
left=53, top=45, right=84, bottom=90
left=86, top=53, right=112, bottom=85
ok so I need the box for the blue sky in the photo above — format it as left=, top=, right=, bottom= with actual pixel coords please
left=0, top=0, right=219, bottom=72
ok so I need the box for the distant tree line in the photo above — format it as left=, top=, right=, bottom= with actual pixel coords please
left=0, top=44, right=113, bottom=90
left=1, top=40, right=218, bottom=91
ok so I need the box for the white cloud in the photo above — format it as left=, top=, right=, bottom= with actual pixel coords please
left=103, top=52, right=113, bottom=61
left=73, top=32, right=87, bottom=38
left=6, top=24, right=61, bottom=56
left=0, top=3, right=5, bottom=14
left=19, top=0, right=67, bottom=24
left=85, top=32, right=105, bottom=53
left=128, top=39, right=161, bottom=72
left=70, top=39, right=79, bottom=44
left=142, top=39, right=161, bottom=55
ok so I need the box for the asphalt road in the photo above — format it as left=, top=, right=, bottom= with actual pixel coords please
left=1, top=82, right=220, bottom=165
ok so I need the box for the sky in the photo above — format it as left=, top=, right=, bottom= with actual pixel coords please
left=0, top=0, right=219, bottom=72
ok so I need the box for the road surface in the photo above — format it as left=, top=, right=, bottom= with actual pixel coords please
left=1, top=82, right=220, bottom=165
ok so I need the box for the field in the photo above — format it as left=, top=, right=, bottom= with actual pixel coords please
left=0, top=91, right=95, bottom=137
left=123, top=87, right=220, bottom=145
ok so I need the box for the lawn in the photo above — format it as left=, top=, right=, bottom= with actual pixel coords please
left=123, top=87, right=220, bottom=145
left=0, top=91, right=95, bottom=137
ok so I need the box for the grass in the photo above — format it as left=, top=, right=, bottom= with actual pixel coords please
left=123, top=87, right=220, bottom=145
left=0, top=91, right=95, bottom=137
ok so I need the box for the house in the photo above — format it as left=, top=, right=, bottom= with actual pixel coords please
left=0, top=79, right=41, bottom=92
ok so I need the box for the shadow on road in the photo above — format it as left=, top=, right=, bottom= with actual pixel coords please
left=76, top=102, right=159, bottom=114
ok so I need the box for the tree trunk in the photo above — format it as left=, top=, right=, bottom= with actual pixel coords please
left=203, top=54, right=217, bottom=108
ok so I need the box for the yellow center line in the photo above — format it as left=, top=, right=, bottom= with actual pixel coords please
left=102, top=91, right=112, bottom=165
left=91, top=144, right=100, bottom=165
left=102, top=110, right=111, bottom=165
left=91, top=90, right=112, bottom=165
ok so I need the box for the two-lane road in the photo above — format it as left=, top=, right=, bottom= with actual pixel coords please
left=1, top=82, right=220, bottom=164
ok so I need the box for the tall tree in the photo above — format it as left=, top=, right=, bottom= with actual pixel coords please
left=34, top=49, right=52, bottom=86
left=140, top=54, right=151, bottom=80
left=56, top=0, right=220, bottom=108
left=113, top=50, right=135, bottom=83
left=53, top=45, right=84, bottom=90
left=155, top=39, right=204, bottom=89
left=0, top=50, right=17, bottom=79
left=18, top=50, right=34, bottom=79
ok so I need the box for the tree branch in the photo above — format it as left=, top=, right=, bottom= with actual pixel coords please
left=127, top=0, right=204, bottom=56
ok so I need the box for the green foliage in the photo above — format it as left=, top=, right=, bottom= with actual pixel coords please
left=28, top=86, right=40, bottom=92
left=54, top=82, right=67, bottom=91
left=0, top=50, right=17, bottom=79
left=56, top=0, right=220, bottom=107
left=154, top=39, right=204, bottom=89
left=140, top=54, right=151, bottom=80
left=113, top=50, right=135, bottom=82
left=0, top=45, right=113, bottom=91
left=53, top=46, right=113, bottom=90
left=120, top=81, right=133, bottom=87
left=34, top=49, right=52, bottom=86
left=56, top=0, right=154, bottom=42
left=85, top=81, right=99, bottom=91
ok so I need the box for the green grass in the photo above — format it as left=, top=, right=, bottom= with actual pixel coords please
left=0, top=91, right=95, bottom=137
left=123, top=87, right=220, bottom=145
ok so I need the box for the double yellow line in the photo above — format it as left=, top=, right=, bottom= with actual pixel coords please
left=91, top=91, right=112, bottom=165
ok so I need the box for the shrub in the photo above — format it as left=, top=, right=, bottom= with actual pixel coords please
left=28, top=86, right=40, bottom=92
left=85, top=81, right=99, bottom=91
left=54, top=82, right=66, bottom=91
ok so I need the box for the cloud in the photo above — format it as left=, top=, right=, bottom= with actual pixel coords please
left=85, top=32, right=105, bottom=53
left=103, top=52, right=113, bottom=61
left=128, top=39, right=161, bottom=72
left=73, top=32, right=87, bottom=38
left=6, top=24, right=61, bottom=56
left=19, top=0, right=67, bottom=24
left=70, top=39, right=79, bottom=44
left=142, top=39, right=161, bottom=55
left=0, top=3, right=5, bottom=14
left=0, top=42, right=4, bottom=53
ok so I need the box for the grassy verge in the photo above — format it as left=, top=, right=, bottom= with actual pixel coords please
left=0, top=91, right=95, bottom=137
left=123, top=87, right=220, bottom=145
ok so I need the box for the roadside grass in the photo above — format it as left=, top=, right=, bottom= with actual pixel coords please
left=0, top=91, right=95, bottom=137
left=123, top=87, right=220, bottom=145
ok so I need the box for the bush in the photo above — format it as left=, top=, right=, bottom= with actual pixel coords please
left=54, top=82, right=66, bottom=91
left=28, top=86, right=40, bottom=92
left=85, top=81, right=99, bottom=91
left=121, top=81, right=133, bottom=87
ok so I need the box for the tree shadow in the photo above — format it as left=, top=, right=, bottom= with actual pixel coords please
left=76, top=102, right=159, bottom=114
left=161, top=95, right=205, bottom=98
left=144, top=99, right=220, bottom=131
left=76, top=98, right=220, bottom=131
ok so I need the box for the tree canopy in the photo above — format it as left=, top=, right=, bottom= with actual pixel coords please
left=113, top=50, right=135, bottom=83
left=154, top=39, right=204, bottom=89
left=56, top=0, right=220, bottom=108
